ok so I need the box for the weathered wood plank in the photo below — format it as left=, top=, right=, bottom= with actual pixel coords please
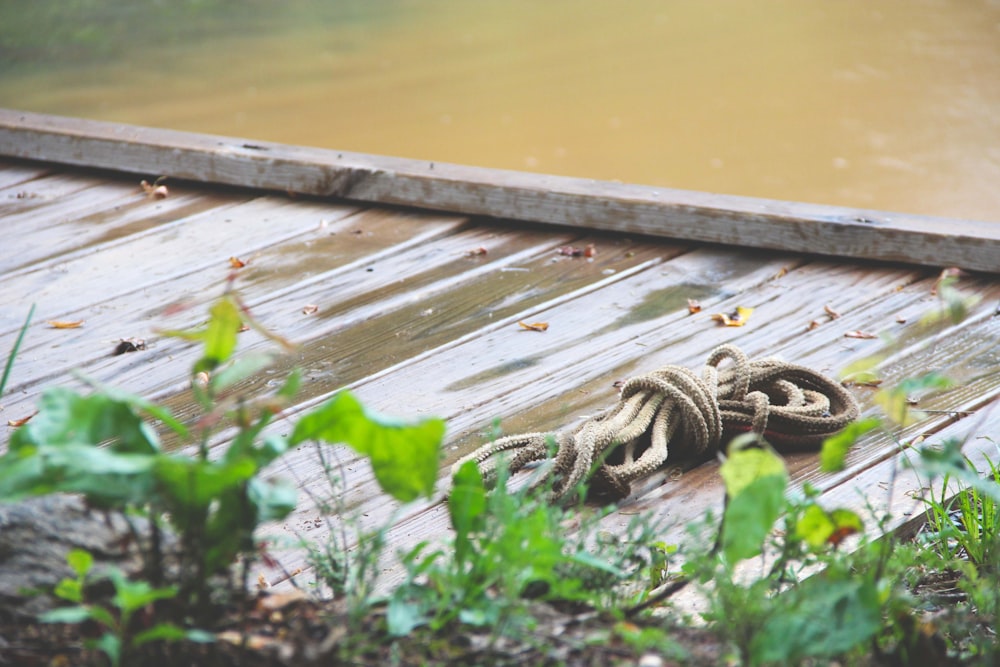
left=258, top=263, right=999, bottom=585
left=1, top=110, right=997, bottom=272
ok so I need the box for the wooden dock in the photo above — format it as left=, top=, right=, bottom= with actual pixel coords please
left=1, top=110, right=999, bottom=591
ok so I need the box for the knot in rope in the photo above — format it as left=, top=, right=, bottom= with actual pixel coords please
left=451, top=345, right=859, bottom=502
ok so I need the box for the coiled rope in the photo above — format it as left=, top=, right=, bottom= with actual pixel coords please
left=452, top=345, right=859, bottom=501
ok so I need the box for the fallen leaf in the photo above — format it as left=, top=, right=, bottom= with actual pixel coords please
left=844, top=330, right=878, bottom=339
left=843, top=377, right=883, bottom=388
left=687, top=299, right=702, bottom=314
left=931, top=267, right=964, bottom=295
left=302, top=304, right=319, bottom=315
left=257, top=573, right=271, bottom=590
left=583, top=243, right=597, bottom=258
left=7, top=411, right=37, bottom=427
left=807, top=319, right=824, bottom=331
left=46, top=320, right=84, bottom=329
left=229, top=256, right=247, bottom=269
left=711, top=306, right=754, bottom=327
left=465, top=247, right=488, bottom=257
left=256, top=589, right=307, bottom=613
left=772, top=266, right=789, bottom=280
left=518, top=320, right=549, bottom=332
left=895, top=313, right=908, bottom=324
left=557, top=246, right=584, bottom=257
left=824, top=304, right=841, bottom=319
left=238, top=323, right=250, bottom=332
left=139, top=179, right=169, bottom=199
left=112, top=338, right=146, bottom=356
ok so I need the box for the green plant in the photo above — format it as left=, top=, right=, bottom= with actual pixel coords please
left=385, top=458, right=640, bottom=639
left=0, top=288, right=444, bottom=629
left=41, top=548, right=211, bottom=667
left=922, top=450, right=1000, bottom=569
left=0, top=303, right=34, bottom=396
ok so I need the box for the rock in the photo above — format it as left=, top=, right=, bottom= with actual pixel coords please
left=0, top=494, right=149, bottom=621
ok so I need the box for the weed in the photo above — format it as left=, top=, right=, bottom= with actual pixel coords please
left=0, top=288, right=444, bottom=631
left=40, top=548, right=211, bottom=667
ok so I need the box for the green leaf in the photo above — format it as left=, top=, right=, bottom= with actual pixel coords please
left=133, top=623, right=188, bottom=645
left=820, top=417, right=879, bottom=473
left=247, top=477, right=297, bottom=522
left=449, top=461, right=487, bottom=563
left=795, top=505, right=863, bottom=549
left=110, top=570, right=177, bottom=613
left=838, top=354, right=884, bottom=385
left=161, top=297, right=243, bottom=372
left=54, top=578, right=83, bottom=603
left=751, top=573, right=880, bottom=662
left=40, top=605, right=93, bottom=624
left=1, top=303, right=34, bottom=397
left=719, top=439, right=788, bottom=563
left=66, top=548, right=94, bottom=578
left=9, top=388, right=160, bottom=455
left=92, top=633, right=121, bottom=667
left=153, top=456, right=257, bottom=512
left=290, top=391, right=444, bottom=502
left=210, top=352, right=276, bottom=393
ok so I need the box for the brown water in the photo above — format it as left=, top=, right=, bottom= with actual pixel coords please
left=2, top=0, right=1000, bottom=221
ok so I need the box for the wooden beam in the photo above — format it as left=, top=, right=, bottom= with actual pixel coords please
left=0, top=109, right=997, bottom=273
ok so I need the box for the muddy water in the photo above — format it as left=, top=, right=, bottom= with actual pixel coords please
left=2, top=0, right=999, bottom=221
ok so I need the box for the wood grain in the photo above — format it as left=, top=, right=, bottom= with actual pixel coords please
left=1, top=110, right=997, bottom=272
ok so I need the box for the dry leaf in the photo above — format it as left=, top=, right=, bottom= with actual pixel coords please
left=583, top=243, right=597, bottom=258
left=302, top=304, right=319, bottom=315
left=772, top=266, right=789, bottom=280
left=140, top=179, right=168, bottom=199
left=47, top=319, right=84, bottom=329
left=557, top=246, right=584, bottom=257
left=931, top=267, right=964, bottom=295
left=824, top=304, right=841, bottom=319
left=7, top=411, right=37, bottom=427
left=807, top=319, right=824, bottom=331
left=465, top=247, right=488, bottom=257
left=844, top=330, right=878, bottom=339
left=895, top=313, right=907, bottom=324
left=229, top=256, right=247, bottom=269
left=112, top=338, right=146, bottom=356
left=687, top=299, right=702, bottom=314
left=257, top=573, right=271, bottom=590
left=518, top=320, right=549, bottom=332
left=711, top=306, right=754, bottom=327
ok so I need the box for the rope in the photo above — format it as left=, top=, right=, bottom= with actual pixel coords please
left=451, top=345, right=859, bottom=502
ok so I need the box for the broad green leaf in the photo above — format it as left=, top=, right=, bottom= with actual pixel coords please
left=796, top=505, right=862, bottom=549
left=92, top=633, right=121, bottom=667
left=66, top=549, right=93, bottom=578
left=820, top=417, right=879, bottom=473
left=110, top=570, right=177, bottom=613
left=53, top=579, right=83, bottom=604
left=291, top=391, right=444, bottom=502
left=154, top=456, right=257, bottom=512
left=838, top=354, right=884, bottom=385
left=721, top=474, right=787, bottom=563
left=247, top=477, right=297, bottom=522
left=449, top=461, right=487, bottom=563
left=40, top=605, right=93, bottom=625
left=9, top=388, right=160, bottom=454
left=161, top=297, right=243, bottom=372
left=210, top=352, right=276, bottom=393
left=719, top=436, right=787, bottom=499
left=720, top=439, right=788, bottom=563
left=0, top=443, right=156, bottom=504
left=751, top=573, right=880, bottom=663
left=133, top=623, right=189, bottom=645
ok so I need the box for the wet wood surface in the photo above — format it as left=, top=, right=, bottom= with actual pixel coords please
left=1, top=155, right=999, bottom=596
left=2, top=109, right=999, bottom=273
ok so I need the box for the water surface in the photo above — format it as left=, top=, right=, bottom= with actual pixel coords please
left=2, top=0, right=999, bottom=221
